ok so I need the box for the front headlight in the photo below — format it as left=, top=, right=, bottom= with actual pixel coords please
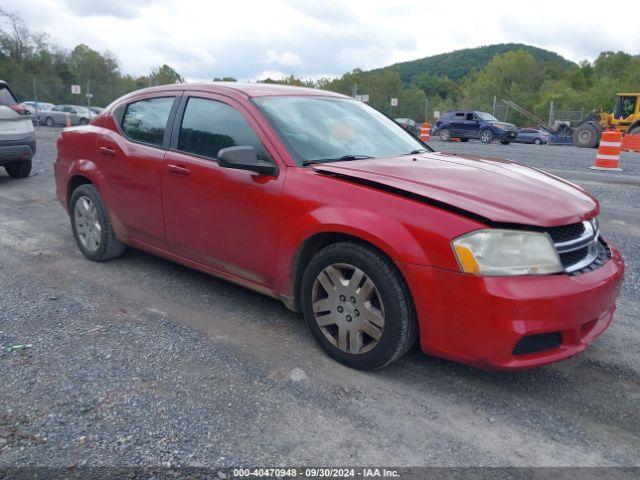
left=491, top=123, right=504, bottom=129
left=452, top=230, right=563, bottom=276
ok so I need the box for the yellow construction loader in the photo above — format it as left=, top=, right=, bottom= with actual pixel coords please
left=572, top=93, right=640, bottom=147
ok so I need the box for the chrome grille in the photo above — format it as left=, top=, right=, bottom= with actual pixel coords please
left=549, top=219, right=601, bottom=274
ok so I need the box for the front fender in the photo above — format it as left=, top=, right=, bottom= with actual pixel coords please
left=274, top=205, right=433, bottom=301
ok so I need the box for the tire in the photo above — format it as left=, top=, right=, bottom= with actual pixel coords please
left=534, top=138, right=542, bottom=145
left=480, top=129, right=494, bottom=143
left=300, top=242, right=417, bottom=370
left=500, top=141, right=510, bottom=145
left=439, top=127, right=451, bottom=141
left=572, top=123, right=599, bottom=148
left=45, top=117, right=54, bottom=127
left=5, top=159, right=32, bottom=178
left=79, top=118, right=89, bottom=126
left=69, top=184, right=126, bottom=262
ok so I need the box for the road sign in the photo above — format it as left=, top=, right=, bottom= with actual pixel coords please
left=390, top=98, right=398, bottom=107
left=71, top=85, right=81, bottom=94
left=362, top=94, right=369, bottom=103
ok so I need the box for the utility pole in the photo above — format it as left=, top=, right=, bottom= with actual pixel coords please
left=86, top=81, right=91, bottom=107
left=425, top=98, right=429, bottom=122
left=33, top=79, right=38, bottom=112
left=492, top=95, right=497, bottom=116
left=549, top=101, right=554, bottom=126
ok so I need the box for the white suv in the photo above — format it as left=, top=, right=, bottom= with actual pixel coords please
left=0, top=80, right=35, bottom=178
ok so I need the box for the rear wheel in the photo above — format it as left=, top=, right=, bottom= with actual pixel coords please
left=480, top=129, right=494, bottom=143
left=534, top=138, right=542, bottom=145
left=45, top=117, right=54, bottom=127
left=79, top=118, right=89, bottom=125
left=5, top=160, right=32, bottom=178
left=70, top=184, right=126, bottom=262
left=439, top=127, right=451, bottom=141
left=572, top=123, right=599, bottom=148
left=301, top=242, right=417, bottom=370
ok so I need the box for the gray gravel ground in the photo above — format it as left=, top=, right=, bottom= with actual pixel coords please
left=0, top=129, right=638, bottom=468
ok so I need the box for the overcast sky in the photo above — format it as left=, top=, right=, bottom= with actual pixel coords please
left=4, top=0, right=640, bottom=81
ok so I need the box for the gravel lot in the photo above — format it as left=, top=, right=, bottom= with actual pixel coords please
left=0, top=129, right=639, bottom=468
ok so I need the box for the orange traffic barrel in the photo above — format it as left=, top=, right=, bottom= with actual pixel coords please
left=590, top=131, right=622, bottom=171
left=419, top=123, right=430, bottom=142
left=66, top=113, right=71, bottom=128
left=621, top=133, right=640, bottom=153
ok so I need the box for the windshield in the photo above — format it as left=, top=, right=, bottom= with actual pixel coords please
left=476, top=112, right=499, bottom=122
left=253, top=96, right=429, bottom=165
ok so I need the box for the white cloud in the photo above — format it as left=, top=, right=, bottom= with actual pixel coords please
left=2, top=0, right=639, bottom=82
left=263, top=50, right=302, bottom=68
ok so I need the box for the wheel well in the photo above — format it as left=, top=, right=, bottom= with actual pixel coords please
left=67, top=175, right=92, bottom=205
left=289, top=232, right=401, bottom=312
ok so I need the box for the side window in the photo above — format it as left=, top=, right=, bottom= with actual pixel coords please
left=121, top=97, right=174, bottom=147
left=465, top=113, right=474, bottom=121
left=454, top=112, right=465, bottom=119
left=178, top=97, right=263, bottom=160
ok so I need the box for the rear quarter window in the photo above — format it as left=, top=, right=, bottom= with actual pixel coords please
left=0, top=86, right=18, bottom=106
left=121, top=97, right=175, bottom=147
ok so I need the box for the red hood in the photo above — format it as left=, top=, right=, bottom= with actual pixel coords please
left=312, top=152, right=598, bottom=227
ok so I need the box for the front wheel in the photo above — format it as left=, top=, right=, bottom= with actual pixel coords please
left=480, top=129, right=494, bottom=143
left=572, top=123, right=599, bottom=148
left=45, top=117, right=54, bottom=127
left=439, top=127, right=451, bottom=141
left=301, top=242, right=417, bottom=370
left=5, top=160, right=32, bottom=178
left=534, top=138, right=542, bottom=145
left=79, top=118, right=89, bottom=125
left=70, top=184, right=126, bottom=262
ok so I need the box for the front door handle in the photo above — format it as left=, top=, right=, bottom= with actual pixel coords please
left=99, top=146, right=116, bottom=156
left=167, top=164, right=191, bottom=176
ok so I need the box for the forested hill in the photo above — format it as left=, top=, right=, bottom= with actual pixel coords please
left=367, top=43, right=576, bottom=82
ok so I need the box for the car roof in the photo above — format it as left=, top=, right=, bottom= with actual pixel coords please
left=120, top=82, right=349, bottom=100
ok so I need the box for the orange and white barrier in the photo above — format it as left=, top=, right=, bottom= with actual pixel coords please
left=66, top=113, right=71, bottom=128
left=621, top=133, right=640, bottom=153
left=419, top=123, right=430, bottom=142
left=590, top=131, right=622, bottom=171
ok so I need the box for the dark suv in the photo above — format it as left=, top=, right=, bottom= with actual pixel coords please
left=435, top=110, right=517, bottom=144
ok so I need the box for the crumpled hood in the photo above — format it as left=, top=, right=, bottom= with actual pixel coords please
left=312, top=151, right=598, bottom=227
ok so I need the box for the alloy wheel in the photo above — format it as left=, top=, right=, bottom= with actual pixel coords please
left=74, top=196, right=102, bottom=253
left=311, top=263, right=385, bottom=354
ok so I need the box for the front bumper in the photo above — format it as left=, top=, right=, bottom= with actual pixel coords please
left=401, top=243, right=624, bottom=370
left=496, top=129, right=517, bottom=141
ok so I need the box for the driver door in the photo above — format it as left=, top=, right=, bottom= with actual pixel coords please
left=161, top=94, right=284, bottom=287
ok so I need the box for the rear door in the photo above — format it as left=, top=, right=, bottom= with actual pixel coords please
left=96, top=93, right=181, bottom=249
left=450, top=112, right=466, bottom=136
left=161, top=93, right=284, bottom=287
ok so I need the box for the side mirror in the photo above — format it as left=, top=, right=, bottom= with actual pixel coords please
left=218, top=146, right=277, bottom=176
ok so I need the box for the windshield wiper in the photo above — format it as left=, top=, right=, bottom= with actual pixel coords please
left=405, top=148, right=428, bottom=155
left=302, top=154, right=374, bottom=166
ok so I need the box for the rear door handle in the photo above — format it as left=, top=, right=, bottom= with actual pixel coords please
left=167, top=164, right=190, bottom=176
left=99, top=146, right=116, bottom=156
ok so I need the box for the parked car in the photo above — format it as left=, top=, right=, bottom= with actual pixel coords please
left=515, top=127, right=549, bottom=145
left=21, top=101, right=55, bottom=112
left=55, top=83, right=624, bottom=371
left=394, top=117, right=420, bottom=137
left=38, top=104, right=95, bottom=127
left=88, top=106, right=104, bottom=115
left=0, top=80, right=35, bottom=178
left=436, top=110, right=517, bottom=144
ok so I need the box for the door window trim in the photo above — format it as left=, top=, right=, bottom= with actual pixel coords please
left=167, top=94, right=276, bottom=167
left=115, top=93, right=183, bottom=149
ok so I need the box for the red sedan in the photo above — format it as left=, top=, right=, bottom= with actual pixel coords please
left=54, top=83, right=624, bottom=370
